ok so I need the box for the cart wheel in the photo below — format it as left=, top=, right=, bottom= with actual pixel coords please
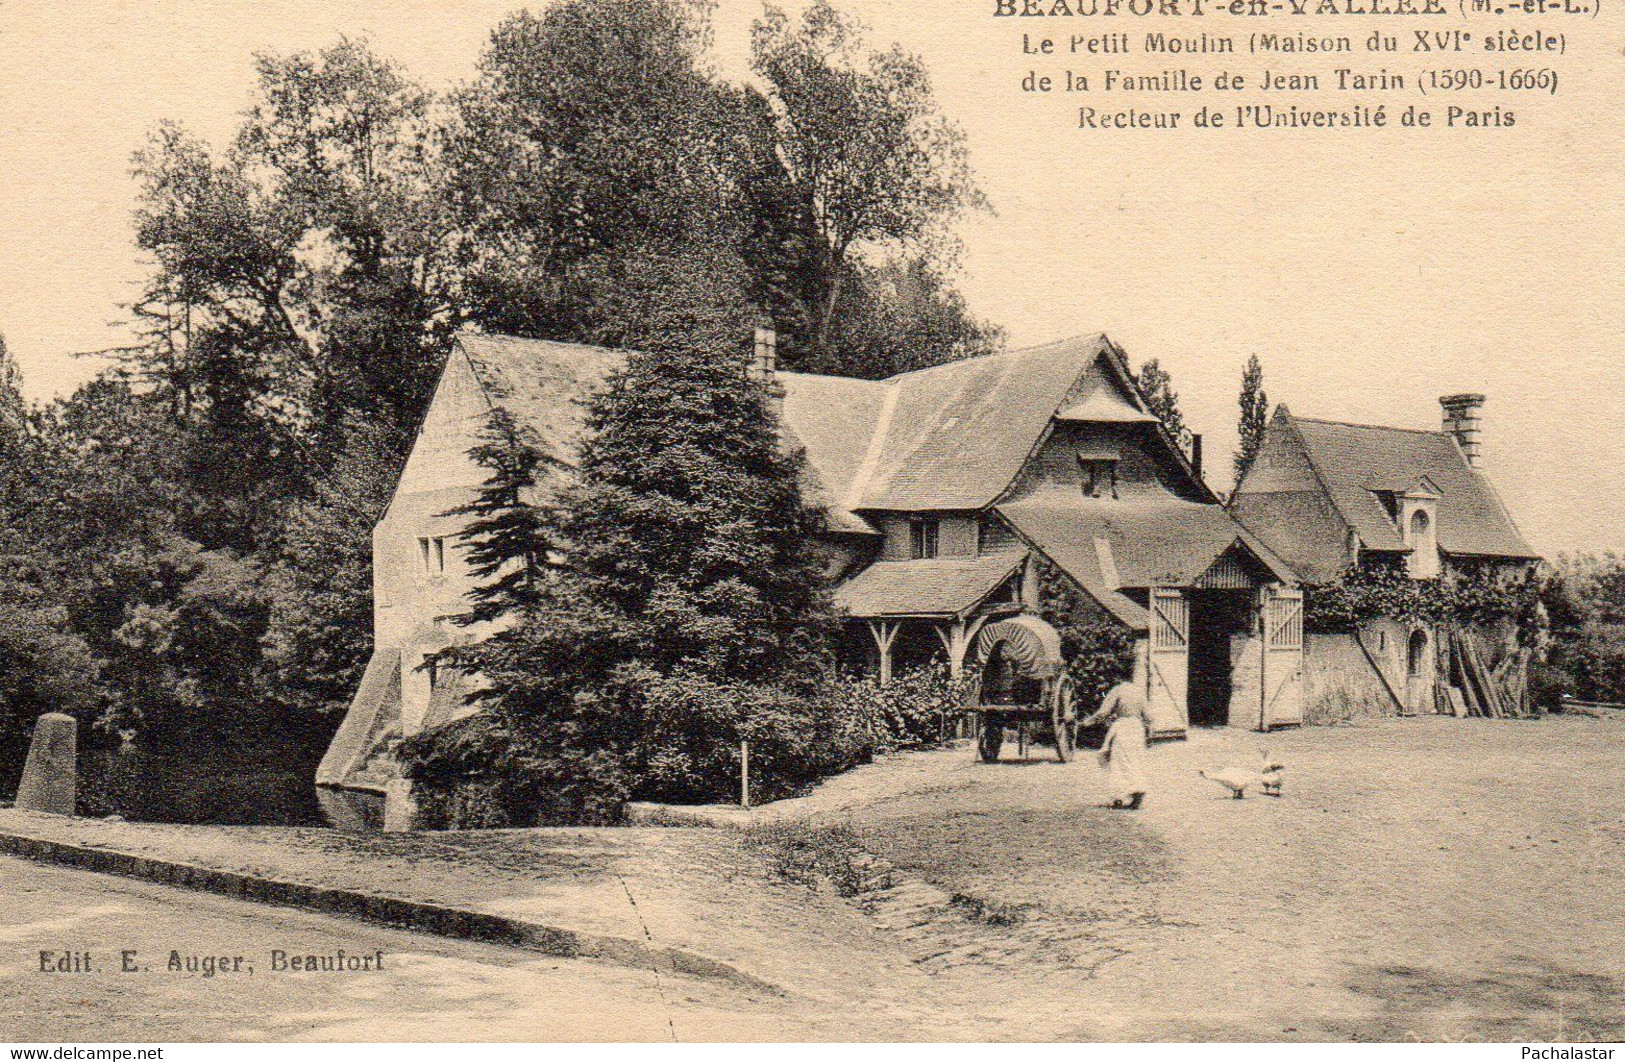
left=978, top=717, right=1004, bottom=763
left=1053, top=678, right=1076, bottom=763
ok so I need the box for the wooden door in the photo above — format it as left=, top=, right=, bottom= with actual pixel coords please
left=1146, top=588, right=1189, bottom=738
left=1261, top=587, right=1304, bottom=729
left=1405, top=627, right=1433, bottom=715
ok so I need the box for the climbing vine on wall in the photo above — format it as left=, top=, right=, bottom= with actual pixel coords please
left=1035, top=558, right=1138, bottom=710
left=1303, top=560, right=1542, bottom=639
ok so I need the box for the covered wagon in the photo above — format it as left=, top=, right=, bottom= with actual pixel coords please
left=966, top=614, right=1077, bottom=763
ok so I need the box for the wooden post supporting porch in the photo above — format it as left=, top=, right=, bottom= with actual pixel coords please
left=933, top=613, right=995, bottom=679
left=867, top=619, right=901, bottom=685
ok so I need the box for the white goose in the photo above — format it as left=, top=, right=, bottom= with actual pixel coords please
left=1199, top=750, right=1285, bottom=799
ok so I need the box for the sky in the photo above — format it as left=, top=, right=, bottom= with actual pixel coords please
left=0, top=0, right=1620, bottom=555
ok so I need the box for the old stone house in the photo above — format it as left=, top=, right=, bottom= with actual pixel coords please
left=1228, top=398, right=1541, bottom=719
left=319, top=330, right=1307, bottom=792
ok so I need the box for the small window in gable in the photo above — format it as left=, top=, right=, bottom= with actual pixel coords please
left=418, top=535, right=449, bottom=578
left=909, top=518, right=939, bottom=560
left=1078, top=454, right=1119, bottom=499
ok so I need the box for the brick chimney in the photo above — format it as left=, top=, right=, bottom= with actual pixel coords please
left=751, top=325, right=784, bottom=417
left=1440, top=393, right=1486, bottom=468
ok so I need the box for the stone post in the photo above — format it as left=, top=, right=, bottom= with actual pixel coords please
left=15, top=713, right=77, bottom=816
left=382, top=776, right=418, bottom=833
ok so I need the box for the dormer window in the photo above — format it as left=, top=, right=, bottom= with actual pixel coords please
left=1402, top=500, right=1440, bottom=579
left=1409, top=509, right=1430, bottom=540
left=1078, top=453, right=1119, bottom=499
left=909, top=517, right=939, bottom=559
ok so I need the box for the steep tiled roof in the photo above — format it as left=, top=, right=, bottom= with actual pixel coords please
left=458, top=332, right=1179, bottom=536
left=781, top=334, right=1163, bottom=524
left=778, top=372, right=890, bottom=535
left=999, top=493, right=1295, bottom=629
left=854, top=334, right=1134, bottom=511
left=1225, top=490, right=1351, bottom=584
left=458, top=333, right=622, bottom=467
left=834, top=549, right=1026, bottom=618
left=458, top=334, right=883, bottom=533
left=1290, top=416, right=1535, bottom=559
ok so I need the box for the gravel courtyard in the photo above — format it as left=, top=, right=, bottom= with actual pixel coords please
left=4, top=714, right=1620, bottom=1041
left=806, top=713, right=1625, bottom=1041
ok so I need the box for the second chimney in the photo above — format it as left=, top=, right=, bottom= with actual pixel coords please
left=1440, top=393, right=1486, bottom=468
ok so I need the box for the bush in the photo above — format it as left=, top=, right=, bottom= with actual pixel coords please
left=400, top=660, right=971, bottom=827
left=827, top=662, right=972, bottom=752
left=1036, top=559, right=1138, bottom=709
left=398, top=710, right=634, bottom=829
left=1538, top=556, right=1625, bottom=708
left=636, top=662, right=968, bottom=808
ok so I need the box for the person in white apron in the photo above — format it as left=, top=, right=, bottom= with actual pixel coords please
left=1082, top=650, right=1150, bottom=809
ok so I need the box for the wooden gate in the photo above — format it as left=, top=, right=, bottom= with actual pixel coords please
left=1146, top=587, right=1189, bottom=738
left=1261, top=587, right=1304, bottom=729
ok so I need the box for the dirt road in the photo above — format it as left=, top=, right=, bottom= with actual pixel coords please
left=0, top=857, right=911, bottom=1042
left=823, top=715, right=1625, bottom=1041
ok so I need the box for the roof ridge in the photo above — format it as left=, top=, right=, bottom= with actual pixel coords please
left=1293, top=415, right=1450, bottom=438
left=458, top=330, right=630, bottom=357
left=775, top=369, right=892, bottom=386
left=879, top=332, right=1108, bottom=383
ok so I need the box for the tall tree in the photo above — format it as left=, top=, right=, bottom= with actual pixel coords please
left=818, top=255, right=1003, bottom=380
left=1135, top=358, right=1188, bottom=448
left=1236, top=354, right=1270, bottom=484
left=750, top=0, right=985, bottom=365
left=406, top=242, right=837, bottom=821
left=565, top=243, right=833, bottom=683
left=236, top=37, right=459, bottom=441
left=260, top=416, right=412, bottom=723
left=446, top=0, right=738, bottom=340
left=127, top=39, right=455, bottom=547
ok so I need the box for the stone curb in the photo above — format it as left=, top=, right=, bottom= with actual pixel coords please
left=0, top=828, right=783, bottom=997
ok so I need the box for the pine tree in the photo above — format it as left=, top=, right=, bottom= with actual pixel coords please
left=559, top=245, right=837, bottom=805
left=1236, top=354, right=1270, bottom=485
left=447, top=408, right=561, bottom=628
left=402, top=242, right=839, bottom=821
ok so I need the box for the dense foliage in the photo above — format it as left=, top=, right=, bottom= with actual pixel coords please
left=1036, top=560, right=1139, bottom=714
left=0, top=0, right=991, bottom=773
left=1534, top=554, right=1625, bottom=708
left=749, top=0, right=990, bottom=372
left=1302, top=560, right=1542, bottom=636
